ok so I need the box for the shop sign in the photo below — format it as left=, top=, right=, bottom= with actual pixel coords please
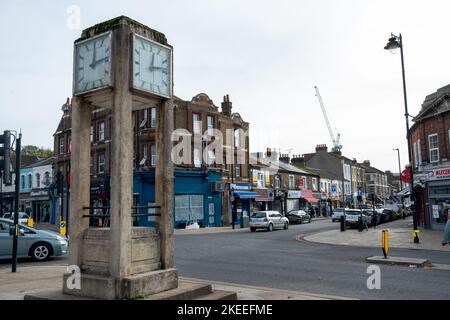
left=427, top=167, right=450, bottom=181
left=287, top=190, right=301, bottom=199
left=230, top=183, right=251, bottom=191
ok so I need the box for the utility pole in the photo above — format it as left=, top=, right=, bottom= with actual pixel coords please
left=11, top=132, right=21, bottom=273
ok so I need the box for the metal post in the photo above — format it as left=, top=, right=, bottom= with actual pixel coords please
left=398, top=34, right=419, bottom=243
left=395, top=148, right=406, bottom=218
left=11, top=133, right=21, bottom=273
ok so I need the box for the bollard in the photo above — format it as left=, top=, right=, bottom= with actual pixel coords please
left=382, top=230, right=389, bottom=259
left=340, top=215, right=346, bottom=232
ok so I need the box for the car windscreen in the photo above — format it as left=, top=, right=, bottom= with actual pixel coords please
left=251, top=212, right=267, bottom=218
left=334, top=208, right=344, bottom=213
left=345, top=211, right=361, bottom=215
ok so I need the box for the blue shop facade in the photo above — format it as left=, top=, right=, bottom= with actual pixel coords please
left=133, top=168, right=223, bottom=228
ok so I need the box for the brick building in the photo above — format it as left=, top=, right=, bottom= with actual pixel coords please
left=409, top=84, right=450, bottom=230
left=52, top=93, right=249, bottom=228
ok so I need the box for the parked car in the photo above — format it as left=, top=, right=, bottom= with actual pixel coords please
left=344, top=209, right=371, bottom=228
left=331, top=208, right=345, bottom=222
left=1, top=212, right=30, bottom=225
left=249, top=211, right=289, bottom=232
left=380, top=209, right=396, bottom=222
left=362, top=210, right=381, bottom=226
left=285, top=210, right=311, bottom=224
left=0, top=218, right=68, bottom=261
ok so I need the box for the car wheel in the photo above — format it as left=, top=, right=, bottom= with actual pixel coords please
left=250, top=227, right=256, bottom=232
left=284, top=222, right=289, bottom=230
left=31, top=243, right=51, bottom=261
left=267, top=223, right=274, bottom=232
left=298, top=219, right=302, bottom=225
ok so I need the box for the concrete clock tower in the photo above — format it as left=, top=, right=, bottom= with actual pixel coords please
left=65, top=16, right=176, bottom=299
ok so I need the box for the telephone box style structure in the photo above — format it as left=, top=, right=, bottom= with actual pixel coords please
left=64, top=17, right=177, bottom=299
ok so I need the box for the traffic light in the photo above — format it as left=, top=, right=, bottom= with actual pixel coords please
left=0, top=131, right=11, bottom=185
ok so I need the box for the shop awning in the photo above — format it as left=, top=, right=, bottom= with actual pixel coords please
left=233, top=191, right=260, bottom=199
left=303, top=196, right=319, bottom=203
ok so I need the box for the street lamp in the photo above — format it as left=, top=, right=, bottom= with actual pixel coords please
left=384, top=33, right=420, bottom=243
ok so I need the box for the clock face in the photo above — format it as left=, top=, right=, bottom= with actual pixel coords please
left=74, top=32, right=111, bottom=95
left=132, top=34, right=171, bottom=97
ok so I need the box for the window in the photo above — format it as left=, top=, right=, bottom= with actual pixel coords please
left=257, top=172, right=265, bottom=188
left=140, top=145, right=148, bottom=167
left=234, top=129, right=240, bottom=147
left=289, top=175, right=295, bottom=189
left=150, top=107, right=156, bottom=128
left=43, top=172, right=51, bottom=186
left=235, top=164, right=241, bottom=177
left=28, top=174, right=32, bottom=189
left=194, top=147, right=201, bottom=168
left=151, top=144, right=157, bottom=167
left=312, top=178, right=318, bottom=191
left=98, top=154, right=105, bottom=174
left=21, top=175, right=25, bottom=189
left=428, top=134, right=439, bottom=163
left=413, top=141, right=418, bottom=168
left=417, top=139, right=422, bottom=165
left=36, top=173, right=40, bottom=188
left=175, top=194, right=204, bottom=222
left=301, top=176, right=307, bottom=189
left=193, top=113, right=201, bottom=134
left=90, top=125, right=94, bottom=142
left=98, top=121, right=105, bottom=141
left=59, top=137, right=65, bottom=154
left=275, top=176, right=281, bottom=189
left=207, top=116, right=214, bottom=132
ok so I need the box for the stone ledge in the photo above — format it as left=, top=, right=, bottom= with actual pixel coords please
left=366, top=256, right=429, bottom=267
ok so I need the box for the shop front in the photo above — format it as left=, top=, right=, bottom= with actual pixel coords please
left=286, top=190, right=301, bottom=213
left=230, top=183, right=259, bottom=224
left=423, top=167, right=450, bottom=230
left=252, top=188, right=274, bottom=212
left=30, top=188, right=52, bottom=224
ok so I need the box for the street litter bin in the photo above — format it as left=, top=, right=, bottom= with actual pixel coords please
left=358, top=215, right=363, bottom=232
left=340, top=215, right=346, bottom=232
left=240, top=215, right=250, bottom=228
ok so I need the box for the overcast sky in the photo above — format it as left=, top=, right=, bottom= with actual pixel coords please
left=1, top=0, right=449, bottom=173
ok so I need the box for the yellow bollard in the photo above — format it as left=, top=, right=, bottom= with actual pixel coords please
left=382, top=230, right=389, bottom=259
left=27, top=217, right=34, bottom=228
left=59, top=217, right=67, bottom=236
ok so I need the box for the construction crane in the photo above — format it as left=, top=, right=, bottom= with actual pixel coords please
left=314, top=86, right=342, bottom=152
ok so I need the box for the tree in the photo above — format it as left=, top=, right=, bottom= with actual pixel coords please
left=21, top=145, right=53, bottom=158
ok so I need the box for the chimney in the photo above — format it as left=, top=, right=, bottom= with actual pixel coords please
left=291, top=155, right=305, bottom=167
left=363, top=160, right=371, bottom=167
left=221, top=94, right=232, bottom=117
left=279, top=153, right=290, bottom=164
left=61, top=97, right=71, bottom=115
left=332, top=149, right=342, bottom=156
left=315, top=144, right=328, bottom=152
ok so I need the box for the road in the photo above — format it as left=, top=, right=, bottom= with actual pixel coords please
left=174, top=219, right=450, bottom=300
left=1, top=219, right=449, bottom=300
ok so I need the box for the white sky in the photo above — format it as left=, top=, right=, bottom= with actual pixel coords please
left=1, top=0, right=449, bottom=173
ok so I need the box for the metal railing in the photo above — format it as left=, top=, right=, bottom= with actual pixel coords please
left=82, top=205, right=161, bottom=227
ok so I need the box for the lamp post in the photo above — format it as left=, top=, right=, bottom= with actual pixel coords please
left=394, top=148, right=406, bottom=219
left=385, top=33, right=419, bottom=243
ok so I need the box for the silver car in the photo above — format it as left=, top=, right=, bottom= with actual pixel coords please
left=343, top=209, right=371, bottom=228
left=1, top=212, right=30, bottom=225
left=0, top=218, right=68, bottom=261
left=249, top=211, right=289, bottom=232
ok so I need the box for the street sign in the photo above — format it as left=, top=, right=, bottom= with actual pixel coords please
left=331, top=184, right=337, bottom=193
left=401, top=167, right=411, bottom=184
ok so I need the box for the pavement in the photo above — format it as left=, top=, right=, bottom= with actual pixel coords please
left=0, top=264, right=352, bottom=300
left=303, top=217, right=450, bottom=252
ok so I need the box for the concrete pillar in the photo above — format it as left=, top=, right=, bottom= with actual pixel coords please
left=156, top=99, right=174, bottom=269
left=68, top=96, right=91, bottom=267
left=109, top=23, right=133, bottom=278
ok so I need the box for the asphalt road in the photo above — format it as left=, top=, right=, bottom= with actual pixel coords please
left=1, top=219, right=449, bottom=300
left=174, top=219, right=450, bottom=300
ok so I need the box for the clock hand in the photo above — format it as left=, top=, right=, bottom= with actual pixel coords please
left=90, top=44, right=97, bottom=69
left=90, top=56, right=108, bottom=69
